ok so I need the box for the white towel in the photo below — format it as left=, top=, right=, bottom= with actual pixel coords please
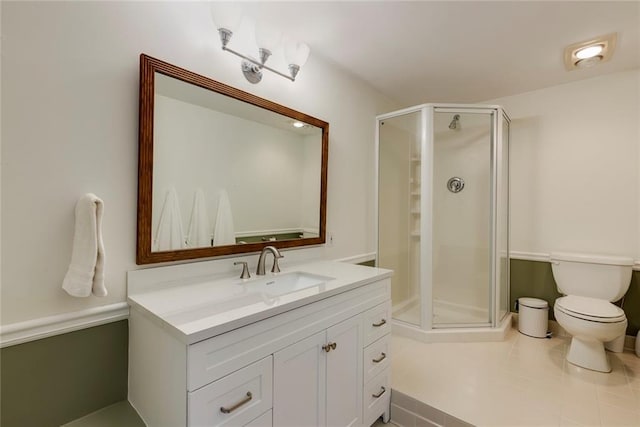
left=186, top=188, right=211, bottom=247
left=62, top=193, right=107, bottom=297
left=154, top=187, right=186, bottom=251
left=213, top=189, right=236, bottom=246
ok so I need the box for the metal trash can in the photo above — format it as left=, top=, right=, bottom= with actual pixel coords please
left=517, top=297, right=549, bottom=338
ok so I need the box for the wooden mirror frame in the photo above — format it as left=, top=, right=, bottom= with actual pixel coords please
left=137, top=54, right=328, bottom=265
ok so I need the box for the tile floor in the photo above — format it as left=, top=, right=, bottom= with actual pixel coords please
left=391, top=326, right=640, bottom=426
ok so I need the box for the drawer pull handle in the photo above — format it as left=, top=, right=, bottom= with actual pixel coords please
left=372, top=319, right=387, bottom=327
left=372, top=352, right=387, bottom=363
left=322, top=342, right=337, bottom=352
left=220, top=391, right=253, bottom=414
left=372, top=386, right=386, bottom=399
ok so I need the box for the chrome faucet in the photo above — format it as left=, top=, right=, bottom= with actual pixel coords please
left=256, top=246, right=283, bottom=275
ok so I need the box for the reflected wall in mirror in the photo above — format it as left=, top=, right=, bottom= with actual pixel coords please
left=137, top=54, right=328, bottom=264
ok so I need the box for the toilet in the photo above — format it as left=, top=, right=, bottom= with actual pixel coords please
left=551, top=252, right=632, bottom=373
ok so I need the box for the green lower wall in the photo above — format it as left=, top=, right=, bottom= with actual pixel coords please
left=0, top=320, right=129, bottom=427
left=510, top=259, right=640, bottom=336
left=358, top=259, right=376, bottom=267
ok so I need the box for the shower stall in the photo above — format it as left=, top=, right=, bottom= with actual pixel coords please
left=376, top=104, right=510, bottom=341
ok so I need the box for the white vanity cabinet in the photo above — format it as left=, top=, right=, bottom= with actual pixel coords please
left=128, top=264, right=392, bottom=427
left=273, top=314, right=362, bottom=427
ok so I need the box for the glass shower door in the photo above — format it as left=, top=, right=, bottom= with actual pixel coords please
left=431, top=109, right=494, bottom=327
left=497, top=113, right=510, bottom=322
left=378, top=111, right=422, bottom=326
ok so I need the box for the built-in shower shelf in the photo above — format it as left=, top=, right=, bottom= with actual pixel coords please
left=411, top=210, right=420, bottom=215
left=411, top=157, right=421, bottom=162
left=411, top=192, right=420, bottom=196
left=410, top=232, right=421, bottom=237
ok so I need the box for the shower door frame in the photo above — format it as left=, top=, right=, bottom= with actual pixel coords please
left=429, top=106, right=496, bottom=329
left=375, top=104, right=510, bottom=332
left=375, top=105, right=428, bottom=327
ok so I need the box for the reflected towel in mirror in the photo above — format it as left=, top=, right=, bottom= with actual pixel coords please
left=62, top=193, right=107, bottom=297
left=187, top=188, right=211, bottom=247
left=213, top=189, right=235, bottom=246
left=154, top=187, right=186, bottom=251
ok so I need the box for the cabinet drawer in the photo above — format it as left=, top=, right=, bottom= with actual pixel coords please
left=363, top=335, right=390, bottom=383
left=363, top=369, right=391, bottom=426
left=188, top=356, right=272, bottom=427
left=245, top=410, right=272, bottom=427
left=363, top=302, right=391, bottom=346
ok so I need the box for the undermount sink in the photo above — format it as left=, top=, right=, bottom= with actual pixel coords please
left=242, top=271, right=335, bottom=296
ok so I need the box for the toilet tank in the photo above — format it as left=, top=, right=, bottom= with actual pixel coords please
left=550, top=252, right=633, bottom=301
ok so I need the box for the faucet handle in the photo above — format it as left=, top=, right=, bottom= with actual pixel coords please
left=234, top=261, right=251, bottom=279
left=271, top=252, right=284, bottom=273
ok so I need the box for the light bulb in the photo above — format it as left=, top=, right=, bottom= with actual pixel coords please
left=285, top=41, right=310, bottom=67
left=575, top=44, right=604, bottom=60
left=255, top=21, right=282, bottom=52
left=210, top=3, right=242, bottom=32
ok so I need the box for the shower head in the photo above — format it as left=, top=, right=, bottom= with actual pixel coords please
left=449, top=114, right=460, bottom=130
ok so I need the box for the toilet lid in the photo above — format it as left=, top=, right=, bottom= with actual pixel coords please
left=555, top=296, right=626, bottom=323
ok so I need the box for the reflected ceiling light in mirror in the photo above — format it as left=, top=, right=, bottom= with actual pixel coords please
left=211, top=5, right=310, bottom=84
left=292, top=121, right=305, bottom=128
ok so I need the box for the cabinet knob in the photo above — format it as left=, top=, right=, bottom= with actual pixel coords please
left=322, top=342, right=337, bottom=352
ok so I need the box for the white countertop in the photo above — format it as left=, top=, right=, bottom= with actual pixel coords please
left=128, top=260, right=392, bottom=344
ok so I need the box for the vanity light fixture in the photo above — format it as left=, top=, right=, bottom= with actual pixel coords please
left=210, top=5, right=310, bottom=84
left=563, top=33, right=616, bottom=71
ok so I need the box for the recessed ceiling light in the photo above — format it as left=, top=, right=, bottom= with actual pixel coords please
left=292, top=121, right=305, bottom=128
left=563, top=33, right=616, bottom=71
left=575, top=56, right=603, bottom=69
left=575, top=44, right=604, bottom=60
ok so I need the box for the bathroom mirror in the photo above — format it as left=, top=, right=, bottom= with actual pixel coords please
left=137, top=54, right=328, bottom=264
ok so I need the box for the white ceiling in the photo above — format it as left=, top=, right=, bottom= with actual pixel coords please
left=240, top=1, right=640, bottom=106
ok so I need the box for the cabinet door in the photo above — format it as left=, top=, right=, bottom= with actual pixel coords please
left=273, top=331, right=326, bottom=427
left=326, top=315, right=363, bottom=427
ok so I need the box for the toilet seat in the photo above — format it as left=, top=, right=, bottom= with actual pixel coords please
left=555, top=296, right=626, bottom=323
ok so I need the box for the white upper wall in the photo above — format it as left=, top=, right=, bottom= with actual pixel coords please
left=491, top=69, right=639, bottom=260
left=0, top=2, right=396, bottom=325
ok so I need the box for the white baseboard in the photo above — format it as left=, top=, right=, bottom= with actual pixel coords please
left=0, top=302, right=129, bottom=348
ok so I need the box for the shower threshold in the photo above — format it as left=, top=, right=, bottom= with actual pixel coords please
left=392, top=313, right=513, bottom=343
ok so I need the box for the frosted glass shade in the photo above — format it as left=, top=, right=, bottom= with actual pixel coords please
left=255, top=22, right=282, bottom=52
left=210, top=4, right=242, bottom=31
left=285, top=41, right=310, bottom=67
